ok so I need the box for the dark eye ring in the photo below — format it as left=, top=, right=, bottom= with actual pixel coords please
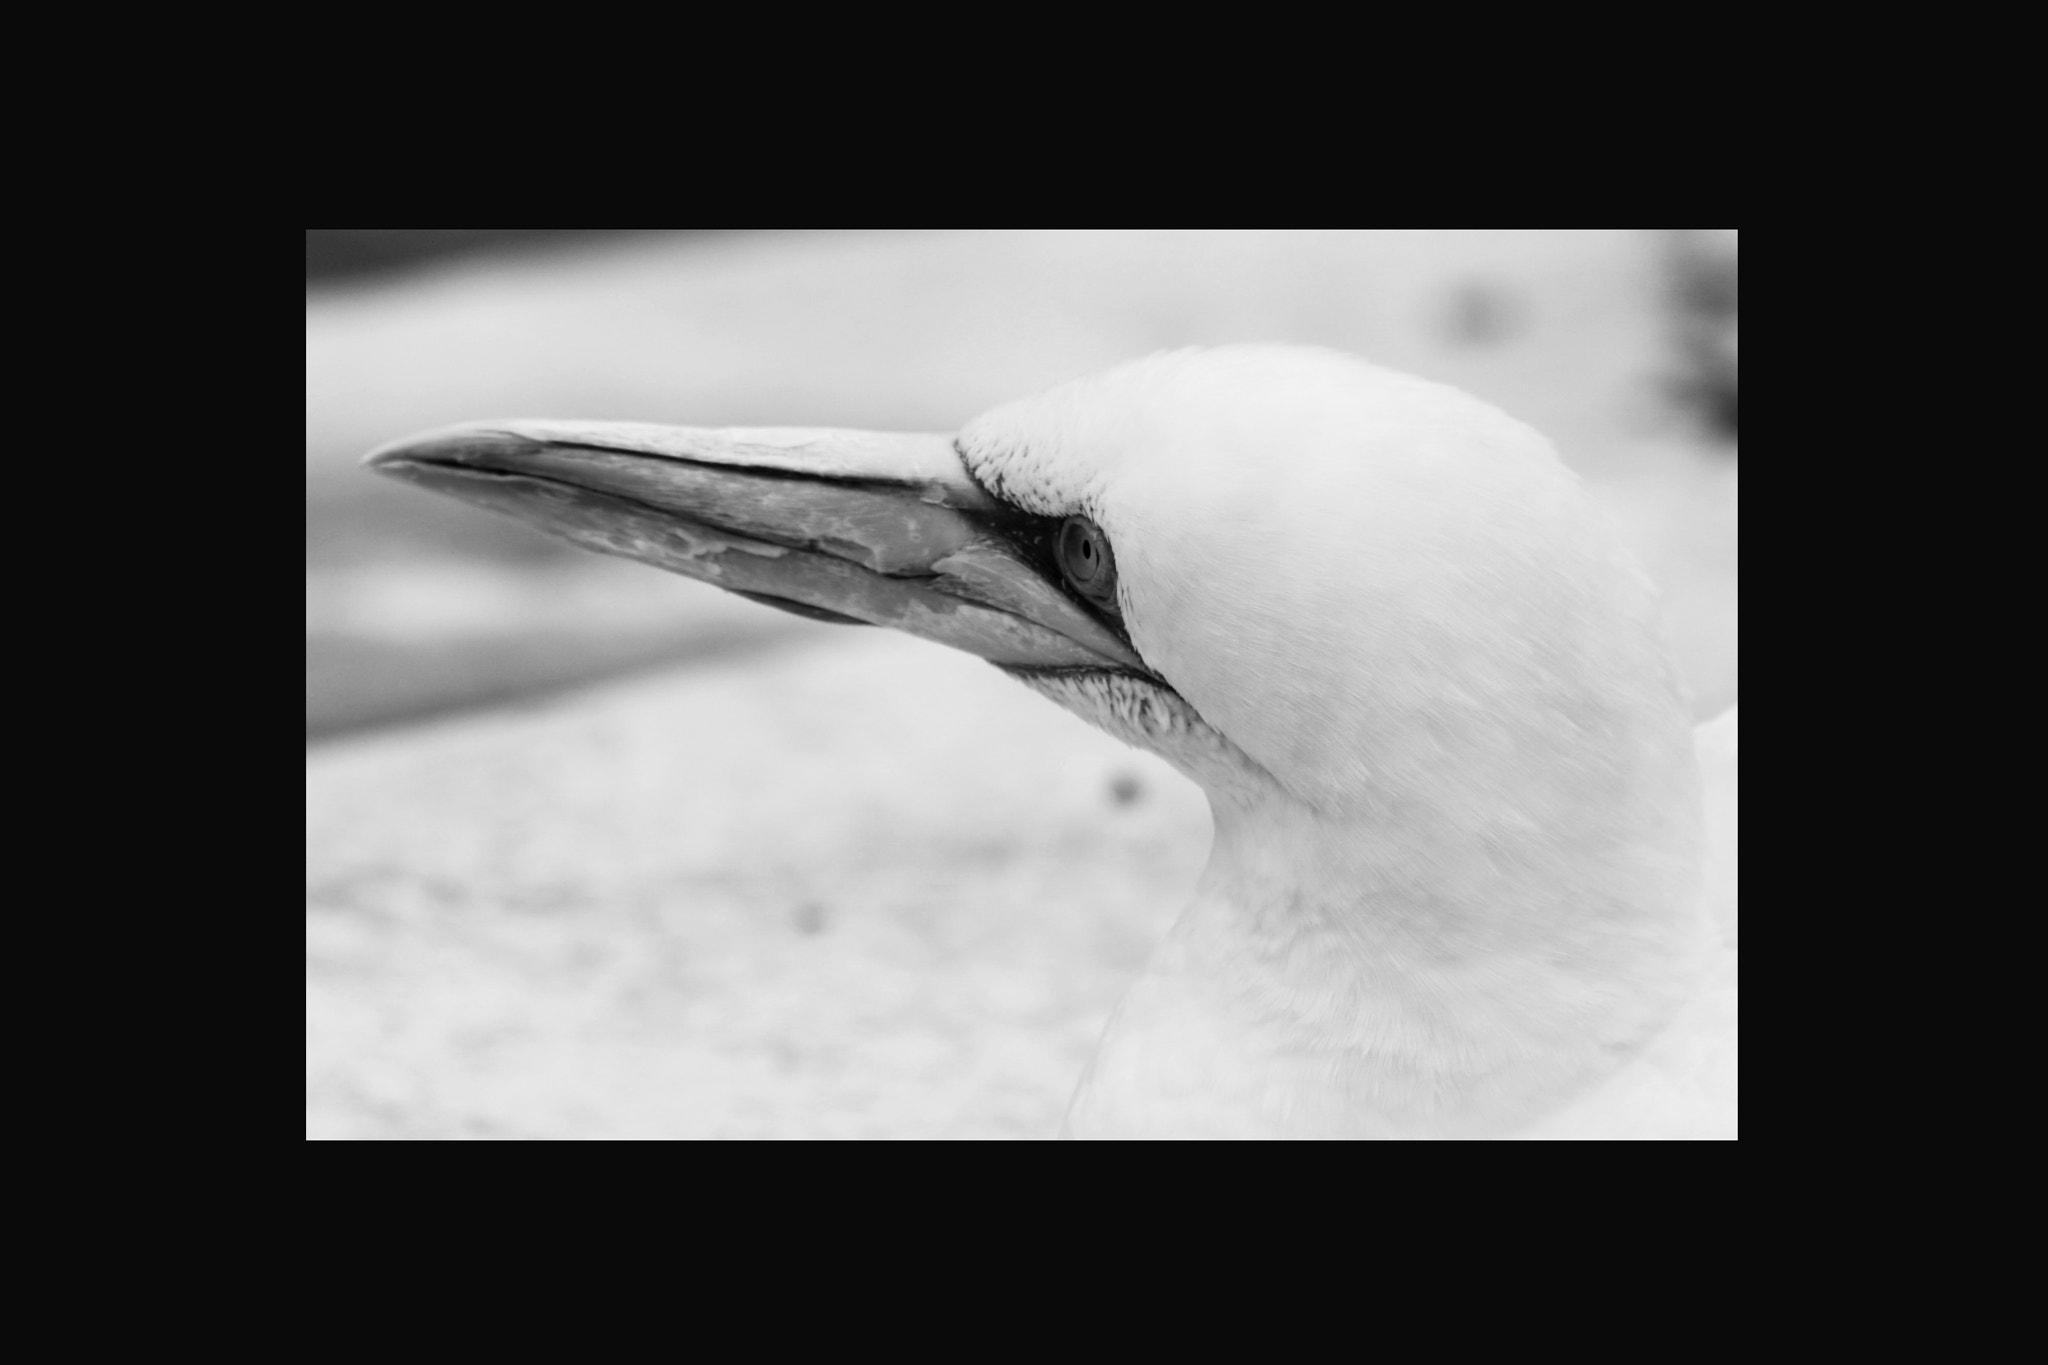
left=1056, top=516, right=1119, bottom=612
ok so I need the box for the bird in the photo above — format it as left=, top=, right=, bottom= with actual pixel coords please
left=367, top=345, right=1736, bottom=1139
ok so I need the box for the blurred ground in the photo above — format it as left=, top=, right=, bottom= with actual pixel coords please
left=308, top=635, right=1208, bottom=1138
left=307, top=229, right=1736, bottom=1139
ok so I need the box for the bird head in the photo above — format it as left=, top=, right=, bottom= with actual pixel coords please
left=368, top=345, right=1693, bottom=832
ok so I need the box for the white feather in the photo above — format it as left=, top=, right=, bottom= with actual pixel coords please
left=961, top=347, right=1736, bottom=1139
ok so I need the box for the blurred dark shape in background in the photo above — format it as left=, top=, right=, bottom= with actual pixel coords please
left=308, top=230, right=1737, bottom=744
left=1665, top=229, right=1738, bottom=442
left=1440, top=280, right=1523, bottom=347
left=309, top=230, right=658, bottom=284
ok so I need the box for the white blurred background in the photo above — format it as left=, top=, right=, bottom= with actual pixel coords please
left=307, top=230, right=1736, bottom=1138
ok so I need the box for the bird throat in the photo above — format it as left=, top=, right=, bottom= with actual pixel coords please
left=999, top=666, right=1276, bottom=803
left=1064, top=704, right=1711, bottom=1140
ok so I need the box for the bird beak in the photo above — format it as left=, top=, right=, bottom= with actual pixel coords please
left=364, top=420, right=1149, bottom=676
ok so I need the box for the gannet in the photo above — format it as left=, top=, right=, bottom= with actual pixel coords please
left=367, top=345, right=1737, bottom=1140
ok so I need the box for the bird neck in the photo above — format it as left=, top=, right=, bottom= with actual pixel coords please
left=1067, top=700, right=1710, bottom=1140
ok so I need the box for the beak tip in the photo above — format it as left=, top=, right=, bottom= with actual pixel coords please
left=362, top=423, right=533, bottom=475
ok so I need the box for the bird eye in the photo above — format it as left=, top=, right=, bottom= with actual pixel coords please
left=1056, top=516, right=1119, bottom=611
